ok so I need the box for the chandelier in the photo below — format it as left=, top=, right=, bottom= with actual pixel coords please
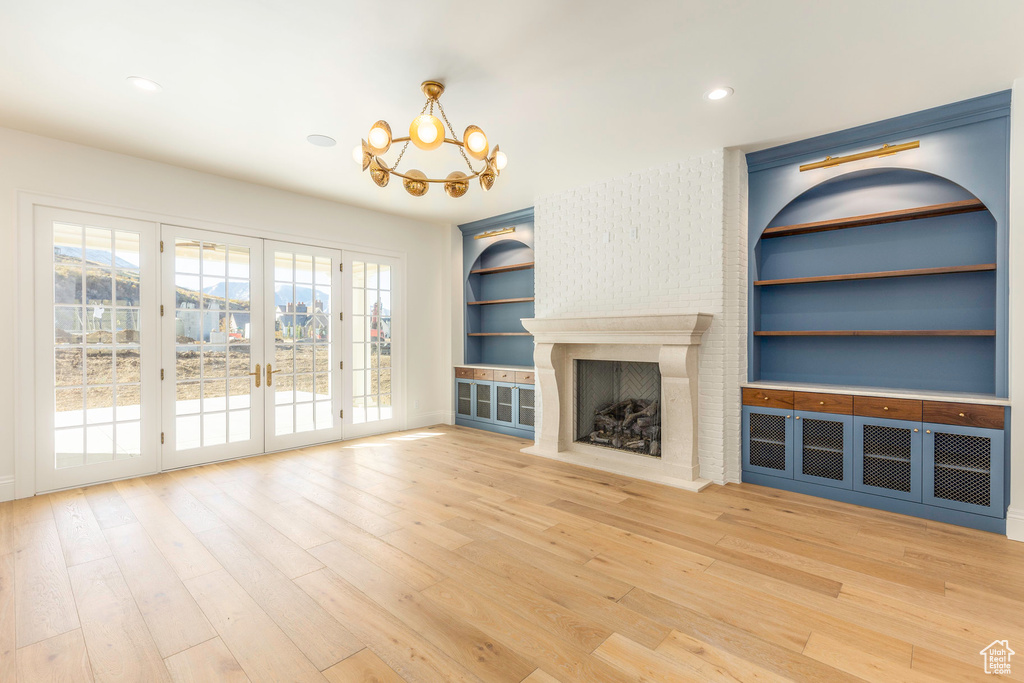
left=353, top=80, right=507, bottom=198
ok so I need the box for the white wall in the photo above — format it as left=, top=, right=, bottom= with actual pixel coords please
left=0, top=126, right=451, bottom=500
left=533, top=149, right=748, bottom=484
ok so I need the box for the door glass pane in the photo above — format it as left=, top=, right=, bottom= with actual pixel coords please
left=273, top=250, right=335, bottom=436
left=174, top=237, right=254, bottom=449
left=351, top=258, right=392, bottom=424
left=52, top=222, right=143, bottom=468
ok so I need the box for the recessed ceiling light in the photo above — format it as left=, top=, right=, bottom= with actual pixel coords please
left=307, top=134, right=337, bottom=147
left=126, top=76, right=162, bottom=93
left=704, top=87, right=734, bottom=101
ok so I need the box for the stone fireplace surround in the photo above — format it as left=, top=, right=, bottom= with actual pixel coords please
left=520, top=314, right=713, bottom=492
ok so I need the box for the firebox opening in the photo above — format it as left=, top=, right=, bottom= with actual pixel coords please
left=574, top=359, right=661, bottom=458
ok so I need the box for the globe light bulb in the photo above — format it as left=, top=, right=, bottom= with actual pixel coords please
left=467, top=131, right=487, bottom=153
left=495, top=150, right=508, bottom=170
left=369, top=126, right=389, bottom=149
left=417, top=119, right=438, bottom=144
left=352, top=144, right=364, bottom=164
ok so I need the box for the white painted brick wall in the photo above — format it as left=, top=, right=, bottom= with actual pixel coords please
left=534, top=149, right=747, bottom=484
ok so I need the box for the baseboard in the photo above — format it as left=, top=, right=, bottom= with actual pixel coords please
left=406, top=411, right=454, bottom=430
left=1007, top=506, right=1024, bottom=542
left=0, top=475, right=13, bottom=502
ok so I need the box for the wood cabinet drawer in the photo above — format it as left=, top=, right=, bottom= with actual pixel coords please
left=455, top=367, right=474, bottom=379
left=795, top=392, right=853, bottom=415
left=515, top=371, right=535, bottom=385
left=494, top=369, right=515, bottom=382
left=923, top=401, right=1004, bottom=429
left=853, top=396, right=922, bottom=421
left=473, top=368, right=494, bottom=381
left=741, top=388, right=793, bottom=409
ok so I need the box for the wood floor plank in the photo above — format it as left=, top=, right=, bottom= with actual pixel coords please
left=143, top=473, right=224, bottom=535
left=102, top=522, right=217, bottom=658
left=322, top=649, right=406, bottom=683
left=50, top=489, right=113, bottom=567
left=122, top=494, right=221, bottom=581
left=16, top=629, right=94, bottom=682
left=295, top=568, right=480, bottom=683
left=655, top=630, right=794, bottom=683
left=0, top=502, right=14, bottom=556
left=308, top=539, right=534, bottom=682
left=67, top=557, right=171, bottom=682
left=197, top=525, right=362, bottom=670
left=219, top=483, right=332, bottom=549
left=802, top=631, right=941, bottom=682
left=14, top=520, right=80, bottom=648
left=83, top=484, right=137, bottom=530
left=163, top=637, right=250, bottom=683
left=183, top=569, right=326, bottom=683
left=593, top=632, right=705, bottom=682
left=0, top=553, right=14, bottom=683
left=196, top=492, right=323, bottom=579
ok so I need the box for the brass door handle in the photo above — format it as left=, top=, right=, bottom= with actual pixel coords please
left=249, top=364, right=261, bottom=388
left=266, top=363, right=284, bottom=386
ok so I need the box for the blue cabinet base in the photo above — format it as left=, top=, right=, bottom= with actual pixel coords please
left=741, top=470, right=1005, bottom=534
left=455, top=416, right=535, bottom=440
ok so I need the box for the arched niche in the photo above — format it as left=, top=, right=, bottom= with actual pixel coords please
left=751, top=167, right=998, bottom=395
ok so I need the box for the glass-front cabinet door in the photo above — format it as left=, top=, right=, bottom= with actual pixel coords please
left=35, top=207, right=161, bottom=491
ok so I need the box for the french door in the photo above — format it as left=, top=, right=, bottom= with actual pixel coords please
left=161, top=227, right=342, bottom=469
left=35, top=208, right=161, bottom=492
left=34, top=212, right=387, bottom=492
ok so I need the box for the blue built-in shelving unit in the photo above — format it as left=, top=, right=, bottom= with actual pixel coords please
left=742, top=91, right=1012, bottom=533
left=459, top=208, right=535, bottom=367
left=747, top=91, right=1010, bottom=397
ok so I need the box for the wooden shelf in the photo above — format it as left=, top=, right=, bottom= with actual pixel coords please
left=761, top=199, right=986, bottom=239
left=470, top=262, right=535, bottom=275
left=467, top=332, right=532, bottom=337
left=467, top=297, right=535, bottom=306
left=754, top=263, right=996, bottom=287
left=755, top=330, right=996, bottom=337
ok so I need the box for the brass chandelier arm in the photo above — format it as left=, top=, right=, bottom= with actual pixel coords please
left=383, top=164, right=482, bottom=184
left=390, top=136, right=466, bottom=147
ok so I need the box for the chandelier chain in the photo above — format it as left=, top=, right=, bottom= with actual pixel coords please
left=390, top=100, right=430, bottom=172
left=436, top=100, right=477, bottom=173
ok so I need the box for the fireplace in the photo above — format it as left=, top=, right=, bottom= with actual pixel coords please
left=575, top=360, right=661, bottom=457
left=521, top=313, right=713, bottom=492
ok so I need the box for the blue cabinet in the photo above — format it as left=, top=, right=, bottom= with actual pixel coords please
left=794, top=411, right=853, bottom=489
left=853, top=416, right=923, bottom=502
left=741, top=405, right=793, bottom=478
left=924, top=423, right=1004, bottom=518
left=454, top=370, right=535, bottom=439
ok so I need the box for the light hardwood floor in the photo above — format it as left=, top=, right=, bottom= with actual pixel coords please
left=2, top=424, right=1024, bottom=682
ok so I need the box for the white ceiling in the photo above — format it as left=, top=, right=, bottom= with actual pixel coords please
left=1, top=1, right=1022, bottom=225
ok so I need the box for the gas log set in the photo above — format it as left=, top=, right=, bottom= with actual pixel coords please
left=579, top=398, right=661, bottom=457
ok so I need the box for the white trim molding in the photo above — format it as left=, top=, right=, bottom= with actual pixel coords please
left=0, top=475, right=14, bottom=502
left=1007, top=506, right=1024, bottom=542
left=521, top=313, right=714, bottom=492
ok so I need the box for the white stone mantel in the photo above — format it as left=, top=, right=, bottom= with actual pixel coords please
left=520, top=313, right=714, bottom=492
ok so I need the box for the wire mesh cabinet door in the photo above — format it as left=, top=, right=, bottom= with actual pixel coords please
left=923, top=423, right=1005, bottom=517
left=472, top=381, right=495, bottom=424
left=493, top=381, right=516, bottom=427
left=742, top=406, right=793, bottom=478
left=794, top=411, right=853, bottom=489
left=455, top=378, right=474, bottom=420
left=853, top=416, right=922, bottom=502
left=514, top=385, right=535, bottom=432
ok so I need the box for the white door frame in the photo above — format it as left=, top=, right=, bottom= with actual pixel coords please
left=32, top=207, right=162, bottom=492
left=15, top=192, right=407, bottom=498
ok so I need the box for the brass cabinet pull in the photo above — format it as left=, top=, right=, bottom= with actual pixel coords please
left=913, top=428, right=919, bottom=432
left=883, top=406, right=889, bottom=411
left=266, top=363, right=284, bottom=386
left=249, top=364, right=262, bottom=388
